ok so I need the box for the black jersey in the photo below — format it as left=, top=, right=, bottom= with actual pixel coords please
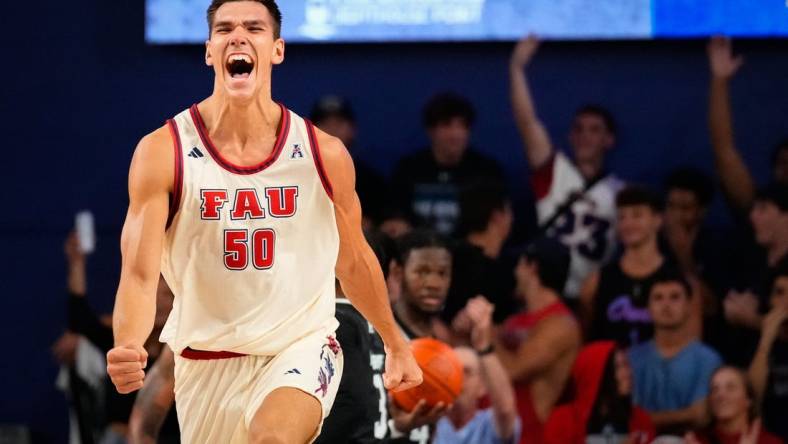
left=590, top=260, right=672, bottom=347
left=317, top=299, right=388, bottom=444
left=387, top=313, right=431, bottom=444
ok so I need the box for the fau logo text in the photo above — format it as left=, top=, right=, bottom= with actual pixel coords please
left=200, top=187, right=299, bottom=220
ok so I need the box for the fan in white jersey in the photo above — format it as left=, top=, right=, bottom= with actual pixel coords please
left=106, top=1, right=422, bottom=443
left=510, top=35, right=624, bottom=300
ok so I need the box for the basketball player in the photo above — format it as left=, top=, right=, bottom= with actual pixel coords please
left=388, top=230, right=454, bottom=444
left=106, top=1, right=421, bottom=443
left=128, top=233, right=396, bottom=444
left=510, top=35, right=624, bottom=301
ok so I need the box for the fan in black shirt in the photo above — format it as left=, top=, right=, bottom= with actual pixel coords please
left=443, top=180, right=518, bottom=325
left=311, top=96, right=388, bottom=228
left=386, top=93, right=504, bottom=237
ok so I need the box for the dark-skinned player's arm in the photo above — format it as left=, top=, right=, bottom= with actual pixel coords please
left=496, top=315, right=579, bottom=382
left=707, top=36, right=754, bottom=212
left=510, top=35, right=554, bottom=169
left=317, top=128, right=423, bottom=392
left=128, top=345, right=176, bottom=444
left=108, top=126, right=173, bottom=394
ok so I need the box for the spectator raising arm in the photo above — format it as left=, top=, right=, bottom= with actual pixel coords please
left=466, top=296, right=518, bottom=440
left=748, top=307, right=788, bottom=403
left=707, top=36, right=754, bottom=212
left=510, top=35, right=553, bottom=169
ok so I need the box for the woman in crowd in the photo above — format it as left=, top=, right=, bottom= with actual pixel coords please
left=685, top=366, right=783, bottom=444
left=543, top=341, right=655, bottom=444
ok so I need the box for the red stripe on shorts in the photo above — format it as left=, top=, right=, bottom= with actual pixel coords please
left=180, top=347, right=247, bottom=360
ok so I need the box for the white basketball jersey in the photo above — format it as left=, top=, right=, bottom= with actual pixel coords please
left=159, top=103, right=339, bottom=356
left=532, top=151, right=623, bottom=299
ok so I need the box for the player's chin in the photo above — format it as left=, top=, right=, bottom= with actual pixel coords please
left=417, top=298, right=444, bottom=313
left=223, top=74, right=257, bottom=98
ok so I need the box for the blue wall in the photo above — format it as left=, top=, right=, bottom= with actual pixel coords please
left=3, top=1, right=787, bottom=442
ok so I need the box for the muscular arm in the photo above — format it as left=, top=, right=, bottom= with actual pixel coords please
left=510, top=36, right=553, bottom=169
left=496, top=316, right=579, bottom=382
left=113, top=127, right=173, bottom=349
left=317, top=129, right=419, bottom=390
left=128, top=346, right=176, bottom=444
left=107, top=127, right=173, bottom=394
left=707, top=37, right=754, bottom=211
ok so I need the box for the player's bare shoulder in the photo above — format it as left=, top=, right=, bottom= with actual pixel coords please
left=312, top=126, right=355, bottom=197
left=128, top=125, right=176, bottom=197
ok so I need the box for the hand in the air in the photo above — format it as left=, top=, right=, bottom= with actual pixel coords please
left=708, top=36, right=743, bottom=79
left=511, top=35, right=540, bottom=69
left=465, top=295, right=495, bottom=352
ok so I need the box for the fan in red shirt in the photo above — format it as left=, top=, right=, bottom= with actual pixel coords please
left=685, top=366, right=784, bottom=444
left=544, top=341, right=655, bottom=444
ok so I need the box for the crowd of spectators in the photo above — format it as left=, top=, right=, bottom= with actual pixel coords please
left=52, top=36, right=787, bottom=444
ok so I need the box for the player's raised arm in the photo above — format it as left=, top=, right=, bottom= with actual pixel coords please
left=108, top=126, right=173, bottom=394
left=510, top=35, right=554, bottom=169
left=317, top=129, right=422, bottom=392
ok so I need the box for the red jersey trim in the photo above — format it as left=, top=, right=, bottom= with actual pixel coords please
left=530, top=153, right=556, bottom=201
left=189, top=103, right=290, bottom=175
left=180, top=347, right=247, bottom=360
left=305, top=119, right=334, bottom=200
left=166, top=119, right=184, bottom=230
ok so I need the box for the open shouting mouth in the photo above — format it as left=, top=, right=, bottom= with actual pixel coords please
left=226, top=53, right=254, bottom=80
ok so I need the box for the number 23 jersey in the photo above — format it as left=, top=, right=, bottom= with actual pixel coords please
left=531, top=151, right=623, bottom=299
left=159, top=103, right=340, bottom=356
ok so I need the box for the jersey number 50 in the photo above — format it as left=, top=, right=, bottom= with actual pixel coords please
left=223, top=229, right=275, bottom=270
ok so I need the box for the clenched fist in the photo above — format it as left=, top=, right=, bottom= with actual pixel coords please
left=107, top=344, right=148, bottom=394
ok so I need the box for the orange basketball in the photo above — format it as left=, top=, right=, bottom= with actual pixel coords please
left=390, top=338, right=464, bottom=412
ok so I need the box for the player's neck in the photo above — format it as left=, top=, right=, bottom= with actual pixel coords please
left=201, top=94, right=280, bottom=142
left=394, top=299, right=434, bottom=337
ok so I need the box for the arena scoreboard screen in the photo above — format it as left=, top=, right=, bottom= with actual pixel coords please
left=146, top=0, right=788, bottom=44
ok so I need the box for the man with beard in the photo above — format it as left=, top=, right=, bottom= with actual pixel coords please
left=388, top=230, right=454, bottom=444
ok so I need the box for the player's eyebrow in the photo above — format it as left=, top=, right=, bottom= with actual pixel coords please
left=213, top=20, right=266, bottom=29
left=243, top=20, right=266, bottom=28
left=213, top=20, right=234, bottom=29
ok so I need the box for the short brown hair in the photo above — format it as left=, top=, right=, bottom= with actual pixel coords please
left=206, top=0, right=283, bottom=38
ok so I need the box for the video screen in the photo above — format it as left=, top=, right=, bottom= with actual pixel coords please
left=146, top=0, right=788, bottom=44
